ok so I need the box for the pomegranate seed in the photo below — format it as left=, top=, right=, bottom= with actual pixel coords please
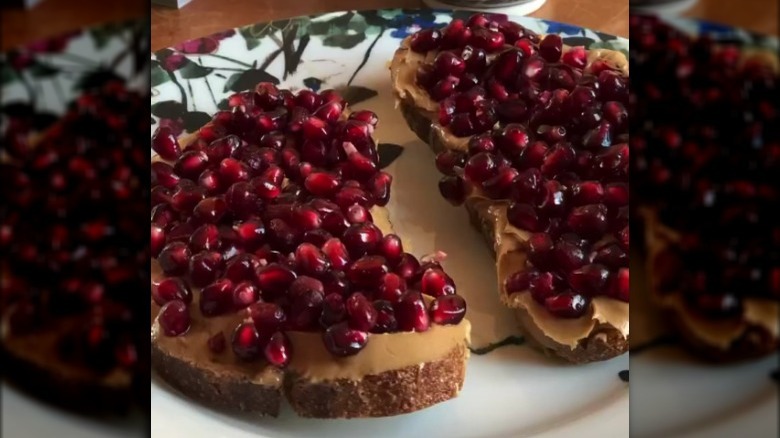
left=611, top=268, right=629, bottom=301
left=152, top=277, right=192, bottom=306
left=409, top=28, right=442, bottom=53
left=189, top=223, right=220, bottom=252
left=347, top=255, right=389, bottom=288
left=224, top=253, right=261, bottom=282
left=174, top=150, right=209, bottom=180
left=371, top=300, right=398, bottom=333
left=562, top=46, right=587, bottom=69
left=152, top=162, right=180, bottom=189
left=158, top=300, right=190, bottom=336
left=566, top=204, right=608, bottom=240
left=247, top=302, right=286, bottom=334
left=200, top=279, right=234, bottom=316
left=569, top=264, right=610, bottom=295
left=304, top=171, right=341, bottom=196
left=254, top=263, right=297, bottom=296
left=394, top=291, right=430, bottom=332
left=255, top=82, right=281, bottom=109
left=207, top=332, right=226, bottom=353
left=429, top=295, right=466, bottom=325
left=470, top=27, right=505, bottom=52
left=464, top=152, right=500, bottom=183
left=232, top=281, right=261, bottom=309
left=438, top=176, right=467, bottom=205
left=545, top=292, right=588, bottom=318
left=313, top=102, right=343, bottom=124
left=420, top=268, right=456, bottom=297
left=151, top=224, right=166, bottom=258
left=334, top=186, right=372, bottom=210
left=170, top=182, right=206, bottom=212
left=553, top=239, right=587, bottom=272
left=189, top=251, right=224, bottom=287
left=320, top=293, right=347, bottom=327
left=433, top=51, right=466, bottom=77
left=348, top=110, right=378, bottom=127
left=152, top=126, right=182, bottom=161
left=233, top=219, right=265, bottom=250
left=505, top=270, right=533, bottom=293
left=342, top=223, right=382, bottom=258
left=321, top=238, right=350, bottom=270
left=429, top=75, right=460, bottom=101
left=378, top=234, right=404, bottom=265
left=367, top=171, right=392, bottom=206
left=436, top=150, right=467, bottom=175
left=441, top=19, right=470, bottom=49
left=323, top=322, right=368, bottom=357
left=295, top=243, right=331, bottom=276
left=539, top=34, right=563, bottom=62
left=264, top=332, right=292, bottom=367
left=232, top=321, right=262, bottom=360
left=158, top=242, right=191, bottom=276
left=193, top=197, right=228, bottom=224
left=346, top=293, right=378, bottom=331
left=394, top=253, right=421, bottom=282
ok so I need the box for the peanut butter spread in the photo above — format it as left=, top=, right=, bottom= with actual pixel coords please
left=390, top=35, right=630, bottom=349
left=643, top=209, right=779, bottom=350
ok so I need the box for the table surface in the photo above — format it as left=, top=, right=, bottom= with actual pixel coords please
left=1, top=0, right=777, bottom=51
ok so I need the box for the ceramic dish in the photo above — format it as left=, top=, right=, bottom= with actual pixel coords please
left=150, top=9, right=629, bottom=437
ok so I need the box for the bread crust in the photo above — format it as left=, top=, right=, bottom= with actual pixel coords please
left=1, top=315, right=133, bottom=413
left=396, top=91, right=629, bottom=364
left=151, top=342, right=283, bottom=417
left=285, top=344, right=468, bottom=418
left=151, top=333, right=467, bottom=418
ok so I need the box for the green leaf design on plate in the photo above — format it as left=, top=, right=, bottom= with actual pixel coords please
left=151, top=100, right=186, bottom=119
left=0, top=64, right=18, bottom=85
left=323, top=33, right=366, bottom=49
left=151, top=60, right=170, bottom=87
left=29, top=62, right=59, bottom=78
left=338, top=85, right=378, bottom=106
left=223, top=69, right=280, bottom=92
left=182, top=111, right=212, bottom=132
left=178, top=60, right=213, bottom=79
left=73, top=70, right=123, bottom=91
left=303, top=77, right=322, bottom=90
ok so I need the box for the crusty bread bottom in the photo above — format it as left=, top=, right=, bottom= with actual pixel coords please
left=399, top=99, right=628, bottom=363
left=152, top=339, right=468, bottom=418
left=285, top=344, right=468, bottom=418
left=1, top=316, right=133, bottom=413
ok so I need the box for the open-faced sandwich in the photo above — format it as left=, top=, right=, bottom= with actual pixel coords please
left=630, top=15, right=779, bottom=361
left=150, top=83, right=471, bottom=418
left=1, top=82, right=148, bottom=411
left=390, top=13, right=629, bottom=363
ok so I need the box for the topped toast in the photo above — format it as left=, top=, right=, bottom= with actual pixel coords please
left=390, top=13, right=629, bottom=363
left=150, top=83, right=471, bottom=418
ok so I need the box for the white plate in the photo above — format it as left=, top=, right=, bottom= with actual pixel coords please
left=150, top=9, right=629, bottom=437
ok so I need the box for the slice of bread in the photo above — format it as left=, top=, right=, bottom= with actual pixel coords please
left=390, top=36, right=629, bottom=363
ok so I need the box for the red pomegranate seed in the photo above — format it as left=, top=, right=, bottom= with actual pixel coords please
left=394, top=253, right=421, bottom=282
left=409, top=28, right=442, bottom=53
left=255, top=82, right=282, bottom=109
left=304, top=171, right=341, bottom=196
left=152, top=126, right=182, bottom=161
left=248, top=302, right=287, bottom=333
left=348, top=110, right=379, bottom=127
left=553, top=239, right=586, bottom=272
left=302, top=116, right=330, bottom=140
left=197, top=169, right=222, bottom=194
left=507, top=203, right=543, bottom=232
left=193, top=197, right=228, bottom=224
left=254, top=263, right=297, bottom=296
left=376, top=272, right=407, bottom=302
left=368, top=171, right=392, bottom=207
left=233, top=219, right=265, bottom=250
left=539, top=34, right=563, bottom=62
left=342, top=222, right=383, bottom=258
left=320, top=293, right=347, bottom=327
left=158, top=241, right=191, bottom=276
left=189, top=223, right=220, bottom=252
left=200, top=278, right=234, bottom=316
left=505, top=270, right=533, bottom=293
left=611, top=268, right=629, bottom=301
left=152, top=162, right=180, bottom=189
left=569, top=264, right=609, bottom=295
left=174, top=150, right=209, bottom=180
left=464, top=152, right=500, bottom=183
left=295, top=243, right=331, bottom=276
left=572, top=181, right=605, bottom=205
left=231, top=321, right=262, bottom=360
left=429, top=75, right=461, bottom=101
left=207, top=332, right=226, bottom=353
left=151, top=224, right=166, bottom=258
left=394, top=291, right=430, bottom=332
left=323, top=321, right=368, bottom=357
left=441, top=19, right=470, bottom=49
left=420, top=268, right=456, bottom=297
left=371, top=300, right=398, bottom=333
left=545, top=292, right=588, bottom=318
left=189, top=251, right=224, bottom=287
left=158, top=300, right=190, bottom=336
left=429, top=295, right=467, bottom=325
left=322, top=238, right=351, bottom=270
left=347, top=255, right=389, bottom=288
left=333, top=186, right=372, bottom=210
left=232, top=281, right=261, bottom=309
left=378, top=234, right=404, bottom=266
left=313, top=102, right=343, bottom=124
left=566, top=204, right=608, bottom=240
left=436, top=150, right=467, bottom=175
left=170, top=182, right=206, bottom=212
left=527, top=232, right=555, bottom=270
left=264, top=332, right=292, bottom=367
left=224, top=253, right=261, bottom=282
left=346, top=292, right=378, bottom=331
left=438, top=175, right=467, bottom=205
left=433, top=51, right=466, bottom=77
left=152, top=277, right=192, bottom=306
left=469, top=27, right=505, bottom=52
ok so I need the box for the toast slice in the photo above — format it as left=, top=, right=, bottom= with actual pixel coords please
left=390, top=26, right=629, bottom=363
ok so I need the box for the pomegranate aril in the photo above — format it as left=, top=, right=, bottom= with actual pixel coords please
left=429, top=295, right=466, bottom=325
left=193, top=197, right=228, bottom=224
left=304, top=171, right=341, bottom=197
left=323, top=322, right=368, bottom=357
left=441, top=19, right=471, bottom=49
left=611, top=268, right=629, bottom=301
left=394, top=291, right=430, bottom=332
left=322, top=238, right=350, bottom=270
left=433, top=51, right=466, bottom=77
left=342, top=222, right=383, bottom=258
left=295, top=243, right=331, bottom=276
left=291, top=205, right=322, bottom=232
left=152, top=126, right=182, bottom=161
left=566, top=204, right=608, bottom=240
left=334, top=186, right=373, bottom=210
left=158, top=300, right=190, bottom=336
left=553, top=239, right=587, bottom=272
left=266, top=218, right=298, bottom=253
left=439, top=175, right=467, bottom=205
left=347, top=255, right=389, bottom=288
left=345, top=293, right=378, bottom=331
left=420, top=268, right=456, bottom=297
left=248, top=302, right=287, bottom=333
left=470, top=27, right=505, bottom=52
left=255, top=263, right=297, bottom=296
left=151, top=224, right=166, bottom=258
left=224, top=253, right=261, bottom=282
left=189, top=251, right=224, bottom=287
left=152, top=162, right=180, bottom=189
left=200, top=279, right=234, bottom=317
left=409, top=28, right=442, bottom=53
left=158, top=242, right=191, bottom=276
left=367, top=171, right=392, bottom=207
left=231, top=321, right=262, bottom=360
left=320, top=293, right=347, bottom=327
left=429, top=75, right=460, bottom=101
left=568, top=264, right=609, bottom=296
left=189, top=223, right=220, bottom=252
left=464, top=152, right=500, bottom=183
left=170, top=182, right=206, bottom=213
left=232, top=281, right=261, bottom=309
left=174, top=150, right=210, bottom=180
left=545, top=292, right=588, bottom=318
left=371, top=300, right=398, bottom=333
left=152, top=277, right=193, bottom=306
left=264, top=332, right=292, bottom=367
left=562, top=46, right=587, bottom=69
left=255, top=82, right=282, bottom=109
